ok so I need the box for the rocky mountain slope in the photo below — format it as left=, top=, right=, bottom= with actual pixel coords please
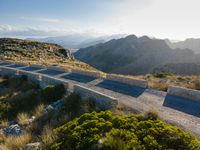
left=166, top=38, right=200, bottom=54
left=75, top=35, right=200, bottom=75
left=0, top=38, right=95, bottom=71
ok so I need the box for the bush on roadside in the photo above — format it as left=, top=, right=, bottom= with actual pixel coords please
left=153, top=71, right=173, bottom=78
left=194, top=79, right=200, bottom=90
left=50, top=111, right=200, bottom=150
left=41, top=84, right=66, bottom=103
left=60, top=93, right=83, bottom=120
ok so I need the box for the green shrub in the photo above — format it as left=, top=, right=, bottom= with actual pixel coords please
left=0, top=75, right=38, bottom=92
left=60, top=93, right=83, bottom=119
left=41, top=84, right=66, bottom=103
left=194, top=80, right=200, bottom=90
left=0, top=77, right=66, bottom=120
left=7, top=90, right=40, bottom=118
left=154, top=72, right=173, bottom=78
left=50, top=111, right=200, bottom=150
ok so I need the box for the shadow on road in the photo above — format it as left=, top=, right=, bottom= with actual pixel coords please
left=96, top=80, right=145, bottom=97
left=6, top=64, right=25, bottom=68
left=61, top=73, right=97, bottom=83
left=21, top=66, right=43, bottom=71
left=38, top=69, right=66, bottom=76
left=163, top=94, right=200, bottom=117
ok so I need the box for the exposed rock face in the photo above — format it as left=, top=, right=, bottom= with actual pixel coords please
left=75, top=35, right=200, bottom=75
left=57, top=48, right=74, bottom=59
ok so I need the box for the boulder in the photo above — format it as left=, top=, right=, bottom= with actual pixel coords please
left=44, top=99, right=64, bottom=114
left=24, top=142, right=41, bottom=150
left=3, top=124, right=22, bottom=136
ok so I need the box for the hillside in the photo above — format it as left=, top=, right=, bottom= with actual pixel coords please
left=75, top=35, right=200, bottom=75
left=153, top=63, right=200, bottom=75
left=0, top=38, right=95, bottom=71
left=166, top=38, right=200, bottom=54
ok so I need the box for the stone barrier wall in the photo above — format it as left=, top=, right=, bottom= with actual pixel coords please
left=18, top=70, right=40, bottom=84
left=74, top=84, right=118, bottom=109
left=106, top=74, right=148, bottom=88
left=41, top=75, right=70, bottom=89
left=0, top=67, right=17, bottom=76
left=167, top=86, right=200, bottom=102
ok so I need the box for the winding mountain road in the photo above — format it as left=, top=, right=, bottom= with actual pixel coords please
left=0, top=61, right=200, bottom=139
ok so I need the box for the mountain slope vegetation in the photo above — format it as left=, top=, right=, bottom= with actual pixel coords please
left=0, top=38, right=95, bottom=71
left=75, top=35, right=200, bottom=75
left=50, top=111, right=200, bottom=150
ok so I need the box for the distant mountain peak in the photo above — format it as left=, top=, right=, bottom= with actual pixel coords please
left=124, top=34, right=137, bottom=40
left=75, top=34, right=200, bottom=75
left=166, top=38, right=200, bottom=53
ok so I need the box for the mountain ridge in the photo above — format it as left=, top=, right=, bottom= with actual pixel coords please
left=75, top=35, right=200, bottom=75
left=26, top=34, right=126, bottom=52
left=166, top=38, right=200, bottom=54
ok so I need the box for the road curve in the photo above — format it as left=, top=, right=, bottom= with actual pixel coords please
left=0, top=61, right=200, bottom=139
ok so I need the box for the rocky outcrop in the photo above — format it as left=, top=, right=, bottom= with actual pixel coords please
left=2, top=124, right=22, bottom=136
left=0, top=38, right=74, bottom=61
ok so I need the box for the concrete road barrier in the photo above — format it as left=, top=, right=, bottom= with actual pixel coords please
left=41, top=75, right=70, bottom=88
left=106, top=74, right=148, bottom=88
left=74, top=84, right=118, bottom=109
left=167, top=86, right=200, bottom=102
left=0, top=66, right=17, bottom=76
left=18, top=70, right=40, bottom=83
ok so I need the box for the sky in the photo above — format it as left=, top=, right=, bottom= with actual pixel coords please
left=0, top=0, right=200, bottom=40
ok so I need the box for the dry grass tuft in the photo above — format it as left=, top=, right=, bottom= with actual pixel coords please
left=0, top=119, right=9, bottom=128
left=17, top=113, right=29, bottom=126
left=112, top=102, right=126, bottom=115
left=41, top=125, right=55, bottom=146
left=0, top=133, right=6, bottom=143
left=33, top=104, right=45, bottom=119
left=0, top=145, right=9, bottom=150
left=4, top=133, right=31, bottom=150
left=143, top=110, right=159, bottom=120
left=194, top=79, right=200, bottom=90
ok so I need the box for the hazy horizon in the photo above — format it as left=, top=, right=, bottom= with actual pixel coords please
left=1, top=0, right=200, bottom=40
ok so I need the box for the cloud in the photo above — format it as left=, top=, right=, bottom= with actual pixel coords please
left=0, top=24, right=109, bottom=38
left=19, top=16, right=62, bottom=23
left=0, top=24, right=68, bottom=37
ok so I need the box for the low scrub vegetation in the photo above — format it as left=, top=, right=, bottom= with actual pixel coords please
left=0, top=75, right=66, bottom=120
left=134, top=73, right=200, bottom=91
left=50, top=111, right=200, bottom=150
left=4, top=133, right=31, bottom=150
